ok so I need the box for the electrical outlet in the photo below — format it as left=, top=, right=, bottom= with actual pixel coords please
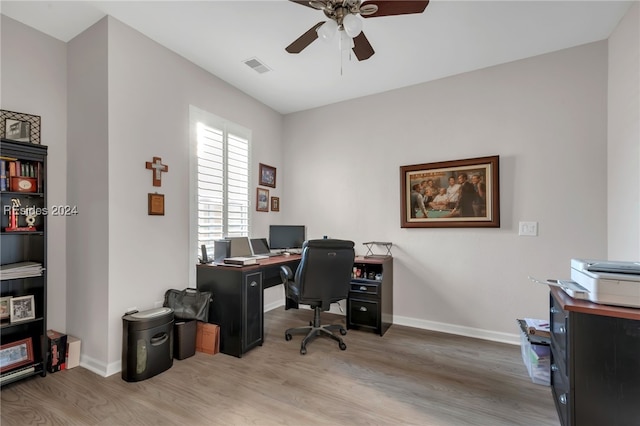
left=518, top=221, right=538, bottom=236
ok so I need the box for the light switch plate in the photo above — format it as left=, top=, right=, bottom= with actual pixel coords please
left=519, top=221, right=538, bottom=236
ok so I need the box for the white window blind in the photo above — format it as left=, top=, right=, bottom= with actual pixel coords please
left=197, top=122, right=250, bottom=253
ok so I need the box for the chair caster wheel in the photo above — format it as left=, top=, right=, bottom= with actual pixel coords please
left=300, top=347, right=307, bottom=355
left=340, top=329, right=347, bottom=336
left=285, top=333, right=292, bottom=341
left=339, top=342, right=347, bottom=350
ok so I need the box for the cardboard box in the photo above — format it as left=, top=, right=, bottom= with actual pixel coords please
left=46, top=330, right=67, bottom=373
left=66, top=336, right=81, bottom=369
left=195, top=322, right=220, bottom=355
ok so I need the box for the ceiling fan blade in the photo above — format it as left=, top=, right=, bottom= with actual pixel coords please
left=352, top=32, right=375, bottom=61
left=286, top=22, right=325, bottom=54
left=360, top=0, right=429, bottom=18
left=289, top=0, right=326, bottom=10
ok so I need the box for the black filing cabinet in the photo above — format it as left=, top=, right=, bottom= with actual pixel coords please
left=549, top=287, right=640, bottom=426
left=196, top=265, right=263, bottom=358
left=347, top=256, right=393, bottom=336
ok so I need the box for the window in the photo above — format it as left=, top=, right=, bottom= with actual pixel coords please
left=191, top=107, right=251, bottom=263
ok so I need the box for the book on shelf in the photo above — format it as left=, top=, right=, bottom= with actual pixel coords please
left=0, top=159, right=6, bottom=191
left=0, top=261, right=44, bottom=280
left=223, top=257, right=257, bottom=266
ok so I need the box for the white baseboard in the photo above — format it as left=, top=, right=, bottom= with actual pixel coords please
left=79, top=353, right=120, bottom=377
left=392, top=314, right=520, bottom=345
left=266, top=303, right=520, bottom=346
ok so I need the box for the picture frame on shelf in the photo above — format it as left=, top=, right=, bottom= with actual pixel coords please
left=0, top=110, right=41, bottom=144
left=0, top=296, right=11, bottom=321
left=4, top=119, right=30, bottom=143
left=270, top=196, right=280, bottom=212
left=259, top=163, right=276, bottom=188
left=256, top=188, right=269, bottom=212
left=9, top=295, right=36, bottom=323
left=148, top=193, right=165, bottom=216
left=400, top=155, right=500, bottom=228
left=0, top=338, right=34, bottom=373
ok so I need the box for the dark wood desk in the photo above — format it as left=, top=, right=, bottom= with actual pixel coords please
left=196, top=255, right=301, bottom=357
left=549, top=287, right=640, bottom=426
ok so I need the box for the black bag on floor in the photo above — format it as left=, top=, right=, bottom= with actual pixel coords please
left=163, top=288, right=212, bottom=322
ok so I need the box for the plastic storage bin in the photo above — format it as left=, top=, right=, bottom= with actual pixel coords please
left=122, top=307, right=174, bottom=382
left=517, top=319, right=550, bottom=386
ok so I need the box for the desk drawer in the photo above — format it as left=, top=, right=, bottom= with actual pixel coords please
left=551, top=362, right=570, bottom=426
left=550, top=295, right=568, bottom=361
left=348, top=298, right=379, bottom=329
left=350, top=281, right=380, bottom=296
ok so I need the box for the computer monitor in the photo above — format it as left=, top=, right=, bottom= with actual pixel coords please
left=269, top=225, right=306, bottom=250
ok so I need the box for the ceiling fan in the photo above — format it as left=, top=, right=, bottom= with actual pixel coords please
left=286, top=0, right=430, bottom=61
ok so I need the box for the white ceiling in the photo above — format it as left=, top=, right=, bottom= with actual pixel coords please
left=0, top=1, right=634, bottom=114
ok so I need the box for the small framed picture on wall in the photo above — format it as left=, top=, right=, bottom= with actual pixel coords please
left=259, top=163, right=276, bottom=188
left=271, top=197, right=280, bottom=212
left=256, top=188, right=269, bottom=212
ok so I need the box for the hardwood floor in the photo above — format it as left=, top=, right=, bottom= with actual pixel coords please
left=1, top=309, right=560, bottom=425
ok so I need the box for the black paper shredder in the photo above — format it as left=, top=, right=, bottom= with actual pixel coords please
left=122, top=307, right=174, bottom=382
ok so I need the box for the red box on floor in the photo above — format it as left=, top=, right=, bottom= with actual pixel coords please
left=46, top=330, right=67, bottom=373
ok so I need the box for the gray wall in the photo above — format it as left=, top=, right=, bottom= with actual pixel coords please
left=68, top=17, right=285, bottom=375
left=0, top=16, right=68, bottom=332
left=283, top=41, right=609, bottom=339
left=67, top=17, right=110, bottom=375
left=608, top=2, right=639, bottom=260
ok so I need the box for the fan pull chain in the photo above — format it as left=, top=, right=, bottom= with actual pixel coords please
left=340, top=36, right=344, bottom=76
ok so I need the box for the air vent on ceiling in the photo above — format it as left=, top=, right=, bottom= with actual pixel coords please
left=243, top=57, right=271, bottom=74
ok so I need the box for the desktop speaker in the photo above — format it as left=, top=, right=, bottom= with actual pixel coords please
left=213, top=239, right=230, bottom=263
left=200, top=245, right=212, bottom=264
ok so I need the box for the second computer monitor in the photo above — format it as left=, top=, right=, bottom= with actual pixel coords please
left=269, top=225, right=306, bottom=250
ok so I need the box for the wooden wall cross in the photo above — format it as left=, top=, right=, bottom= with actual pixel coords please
left=145, top=156, right=168, bottom=187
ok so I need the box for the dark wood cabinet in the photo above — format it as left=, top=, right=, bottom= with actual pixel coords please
left=347, top=256, right=393, bottom=336
left=1, top=139, right=48, bottom=386
left=196, top=256, right=300, bottom=358
left=549, top=287, right=640, bottom=426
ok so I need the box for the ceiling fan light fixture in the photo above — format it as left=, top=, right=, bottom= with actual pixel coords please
left=317, top=19, right=338, bottom=41
left=342, top=13, right=362, bottom=37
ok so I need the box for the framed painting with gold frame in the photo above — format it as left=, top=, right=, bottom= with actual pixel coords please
left=400, top=155, right=500, bottom=228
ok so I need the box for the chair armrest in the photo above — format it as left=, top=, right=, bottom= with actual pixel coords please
left=280, top=265, right=293, bottom=282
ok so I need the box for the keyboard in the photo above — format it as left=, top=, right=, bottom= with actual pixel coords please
left=252, top=253, right=282, bottom=259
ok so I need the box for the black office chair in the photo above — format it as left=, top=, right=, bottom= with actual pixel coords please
left=279, top=239, right=355, bottom=355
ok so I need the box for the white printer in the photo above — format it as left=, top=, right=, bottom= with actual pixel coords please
left=570, top=259, right=640, bottom=308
